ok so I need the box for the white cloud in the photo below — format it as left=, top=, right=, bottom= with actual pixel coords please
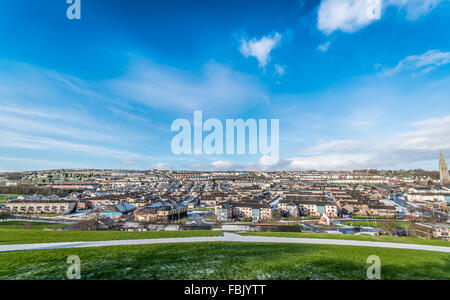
left=211, top=160, right=235, bottom=170
left=413, top=115, right=450, bottom=127
left=0, top=130, right=154, bottom=161
left=379, top=50, right=450, bottom=76
left=293, top=114, right=450, bottom=170
left=239, top=33, right=282, bottom=68
left=303, top=140, right=373, bottom=154
left=318, top=0, right=376, bottom=35
left=194, top=113, right=450, bottom=171
left=287, top=154, right=374, bottom=171
left=387, top=0, right=446, bottom=20
left=318, top=41, right=331, bottom=52
left=152, top=162, right=173, bottom=170
left=111, top=60, right=267, bottom=113
left=0, top=111, right=115, bottom=143
left=0, top=156, right=84, bottom=171
left=181, top=160, right=240, bottom=171
left=274, top=64, right=287, bottom=77
left=0, top=61, right=157, bottom=168
left=317, top=0, right=447, bottom=35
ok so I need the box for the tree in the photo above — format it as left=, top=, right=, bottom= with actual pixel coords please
left=0, top=210, right=10, bottom=223
left=406, top=224, right=417, bottom=238
left=272, top=210, right=282, bottom=222
left=379, top=220, right=398, bottom=237
left=89, top=211, right=100, bottom=230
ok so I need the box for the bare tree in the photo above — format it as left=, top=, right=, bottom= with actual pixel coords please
left=379, top=220, right=398, bottom=237
left=88, top=210, right=100, bottom=230
left=0, top=210, right=10, bottom=223
left=406, top=224, right=417, bottom=238
left=272, top=210, right=282, bottom=222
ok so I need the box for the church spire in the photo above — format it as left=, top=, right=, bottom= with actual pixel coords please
left=439, top=150, right=450, bottom=186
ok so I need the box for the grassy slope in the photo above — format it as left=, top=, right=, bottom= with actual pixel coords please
left=0, top=242, right=448, bottom=280
left=240, top=232, right=450, bottom=247
left=0, top=226, right=222, bottom=245
left=0, top=220, right=447, bottom=247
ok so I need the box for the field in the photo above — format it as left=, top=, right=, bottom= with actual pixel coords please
left=0, top=221, right=65, bottom=230
left=0, top=194, right=19, bottom=203
left=0, top=222, right=448, bottom=280
left=240, top=232, right=450, bottom=247
left=191, top=208, right=214, bottom=212
left=0, top=221, right=448, bottom=247
left=341, top=221, right=413, bottom=229
left=0, top=242, right=448, bottom=280
left=28, top=214, right=61, bottom=218
left=350, top=216, right=383, bottom=220
left=0, top=222, right=222, bottom=245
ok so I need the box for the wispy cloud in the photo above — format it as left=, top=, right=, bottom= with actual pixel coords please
left=0, top=59, right=273, bottom=170
left=290, top=113, right=450, bottom=170
left=209, top=112, right=450, bottom=171
left=109, top=59, right=267, bottom=113
left=211, top=160, right=236, bottom=170
left=0, top=61, right=159, bottom=169
left=274, top=64, right=287, bottom=77
left=0, top=112, right=115, bottom=143
left=387, top=0, right=447, bottom=20
left=318, top=41, right=331, bottom=52
left=0, top=131, right=154, bottom=161
left=379, top=50, right=450, bottom=76
left=152, top=162, right=173, bottom=170
left=0, top=156, right=85, bottom=171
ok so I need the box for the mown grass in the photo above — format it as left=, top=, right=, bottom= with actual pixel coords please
left=341, top=221, right=412, bottom=229
left=0, top=194, right=19, bottom=203
left=0, top=227, right=222, bottom=245
left=350, top=216, right=383, bottom=220
left=240, top=232, right=450, bottom=247
left=28, top=214, right=61, bottom=218
left=0, top=242, right=448, bottom=280
left=0, top=221, right=65, bottom=230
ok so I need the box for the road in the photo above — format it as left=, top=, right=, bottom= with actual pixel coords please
left=0, top=233, right=449, bottom=253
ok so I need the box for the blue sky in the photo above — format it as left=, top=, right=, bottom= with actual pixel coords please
left=0, top=0, right=450, bottom=171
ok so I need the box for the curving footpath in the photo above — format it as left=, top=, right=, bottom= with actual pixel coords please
left=0, top=232, right=448, bottom=253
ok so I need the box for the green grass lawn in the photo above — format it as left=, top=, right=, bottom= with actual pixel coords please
left=342, top=221, right=381, bottom=228
left=282, top=216, right=321, bottom=221
left=341, top=221, right=413, bottom=229
left=0, top=221, right=66, bottom=230
left=0, top=194, right=20, bottom=203
left=0, top=226, right=222, bottom=245
left=191, top=208, right=214, bottom=212
left=350, top=216, right=383, bottom=220
left=0, top=242, right=448, bottom=280
left=27, top=214, right=61, bottom=218
left=240, top=232, right=450, bottom=247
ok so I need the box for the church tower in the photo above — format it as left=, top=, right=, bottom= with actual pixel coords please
left=439, top=150, right=450, bottom=186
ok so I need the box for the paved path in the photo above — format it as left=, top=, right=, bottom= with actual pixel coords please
left=0, top=232, right=448, bottom=253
